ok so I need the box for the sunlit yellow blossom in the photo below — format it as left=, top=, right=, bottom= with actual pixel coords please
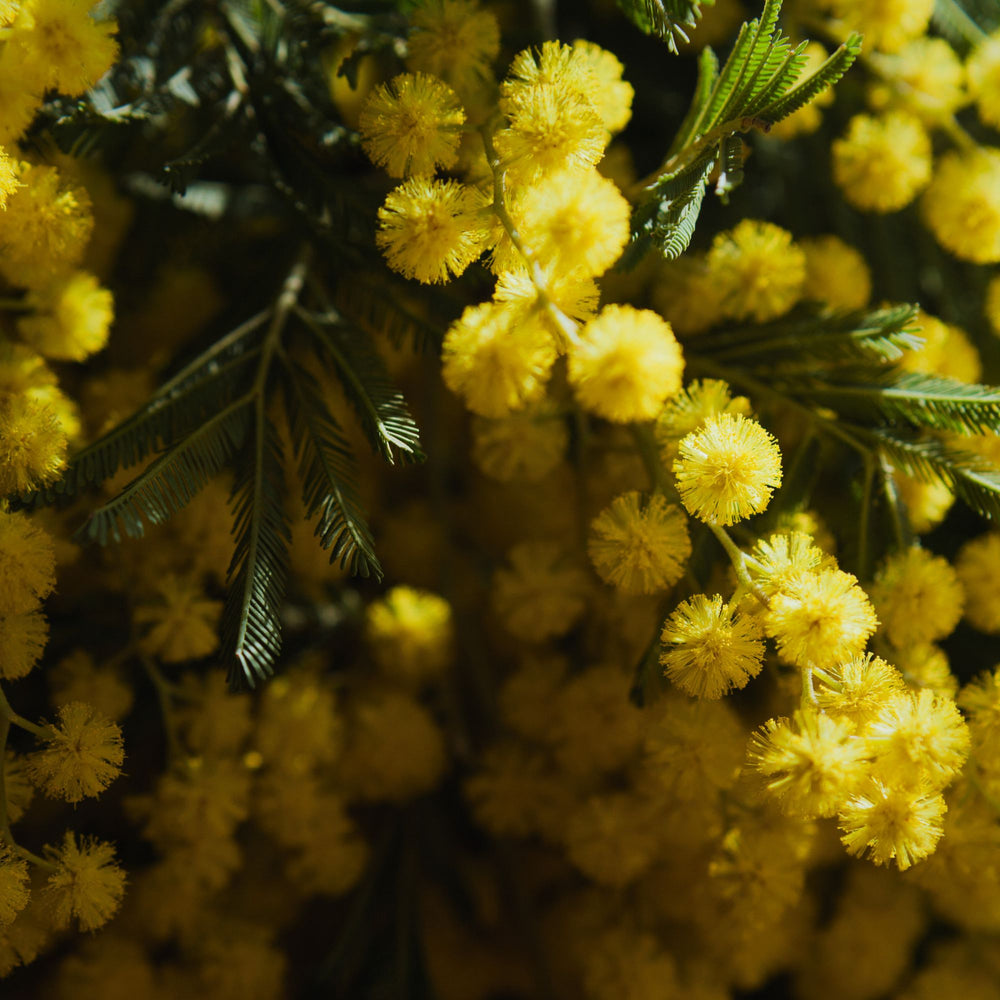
left=377, top=177, right=492, bottom=284
left=815, top=653, right=906, bottom=728
left=366, top=586, right=453, bottom=683
left=800, top=235, right=872, bottom=311
left=959, top=665, right=1000, bottom=757
left=0, top=54, right=42, bottom=146
left=492, top=540, right=590, bottom=641
left=900, top=310, right=981, bottom=383
left=8, top=0, right=119, bottom=96
left=868, top=39, right=966, bottom=124
left=865, top=689, right=970, bottom=788
left=969, top=31, right=1000, bottom=130
left=570, top=40, right=633, bottom=134
left=655, top=378, right=751, bottom=460
left=0, top=509, right=56, bottom=614
left=705, top=219, right=805, bottom=323
left=838, top=779, right=945, bottom=869
left=0, top=160, right=94, bottom=288
left=134, top=573, right=222, bottom=663
left=750, top=530, right=832, bottom=596
left=569, top=306, right=684, bottom=422
left=406, top=0, right=500, bottom=100
left=895, top=471, right=954, bottom=534
left=956, top=531, right=1000, bottom=633
left=870, top=547, right=964, bottom=648
left=441, top=300, right=557, bottom=416
left=0, top=392, right=68, bottom=495
left=588, top=490, right=690, bottom=594
left=471, top=401, right=568, bottom=481
left=27, top=701, right=124, bottom=802
left=748, top=710, right=868, bottom=818
left=673, top=413, right=782, bottom=526
left=832, top=112, right=932, bottom=213
left=0, top=145, right=20, bottom=209
left=651, top=253, right=724, bottom=336
left=0, top=609, right=48, bottom=680
left=765, top=567, right=878, bottom=669
left=359, top=72, right=466, bottom=178
left=894, top=642, right=957, bottom=696
left=829, top=0, right=932, bottom=53
left=501, top=40, right=600, bottom=116
left=493, top=265, right=599, bottom=331
left=922, top=149, right=1000, bottom=264
left=494, top=84, right=606, bottom=185
left=17, top=270, right=113, bottom=361
left=44, top=833, right=126, bottom=931
left=660, top=594, right=765, bottom=699
left=495, top=168, right=630, bottom=278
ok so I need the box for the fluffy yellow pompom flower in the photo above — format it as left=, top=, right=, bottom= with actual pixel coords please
left=0, top=509, right=56, bottom=614
left=442, top=301, right=557, bottom=417
left=570, top=40, right=634, bottom=135
left=748, top=710, right=868, bottom=818
left=899, top=310, right=981, bottom=383
left=868, top=39, right=966, bottom=124
left=50, top=649, right=134, bottom=722
left=765, top=568, right=878, bottom=669
left=359, top=72, right=466, bottom=178
left=491, top=540, right=590, bottom=641
left=838, top=779, right=945, bottom=869
left=655, top=378, right=751, bottom=460
left=0, top=145, right=21, bottom=210
left=750, top=530, right=833, bottom=596
left=959, top=665, right=1000, bottom=757
left=133, top=574, right=222, bottom=663
left=815, top=653, right=907, bottom=728
left=0, top=55, right=42, bottom=146
left=493, top=84, right=606, bottom=185
left=956, top=531, right=1000, bottom=633
left=28, top=701, right=124, bottom=802
left=969, top=32, right=1000, bottom=130
left=0, top=609, right=48, bottom=680
left=568, top=305, right=684, bottom=423
left=673, top=413, right=782, bottom=526
left=650, top=253, right=724, bottom=336
left=0, top=392, right=68, bottom=495
left=494, top=168, right=630, bottom=278
left=0, top=849, right=29, bottom=929
left=895, top=472, right=954, bottom=534
left=0, top=161, right=94, bottom=289
left=471, top=401, right=568, bottom=481
left=865, top=689, right=970, bottom=789
left=921, top=149, right=1000, bottom=264
left=801, top=235, right=872, bottom=311
left=9, top=0, right=119, bottom=97
left=660, top=593, right=765, bottom=699
left=587, top=491, right=691, bottom=595
left=44, top=833, right=126, bottom=931
left=831, top=112, right=932, bottom=213
left=829, top=0, right=932, bottom=53
left=18, top=270, right=113, bottom=361
left=869, top=547, right=964, bottom=648
left=705, top=219, right=805, bottom=323
left=365, top=586, right=453, bottom=683
left=377, top=177, right=492, bottom=284
left=406, top=0, right=500, bottom=101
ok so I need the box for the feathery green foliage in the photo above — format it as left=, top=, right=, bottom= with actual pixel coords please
left=616, top=0, right=715, bottom=52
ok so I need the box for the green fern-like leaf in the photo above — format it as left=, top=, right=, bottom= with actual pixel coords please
left=33, top=310, right=267, bottom=504
left=221, top=410, right=291, bottom=690
left=802, top=372, right=1000, bottom=435
left=758, top=34, right=863, bottom=124
left=299, top=309, right=424, bottom=464
left=616, top=0, right=714, bottom=52
left=870, top=428, right=1000, bottom=522
left=79, top=397, right=253, bottom=544
left=281, top=357, right=383, bottom=579
left=668, top=46, right=719, bottom=157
